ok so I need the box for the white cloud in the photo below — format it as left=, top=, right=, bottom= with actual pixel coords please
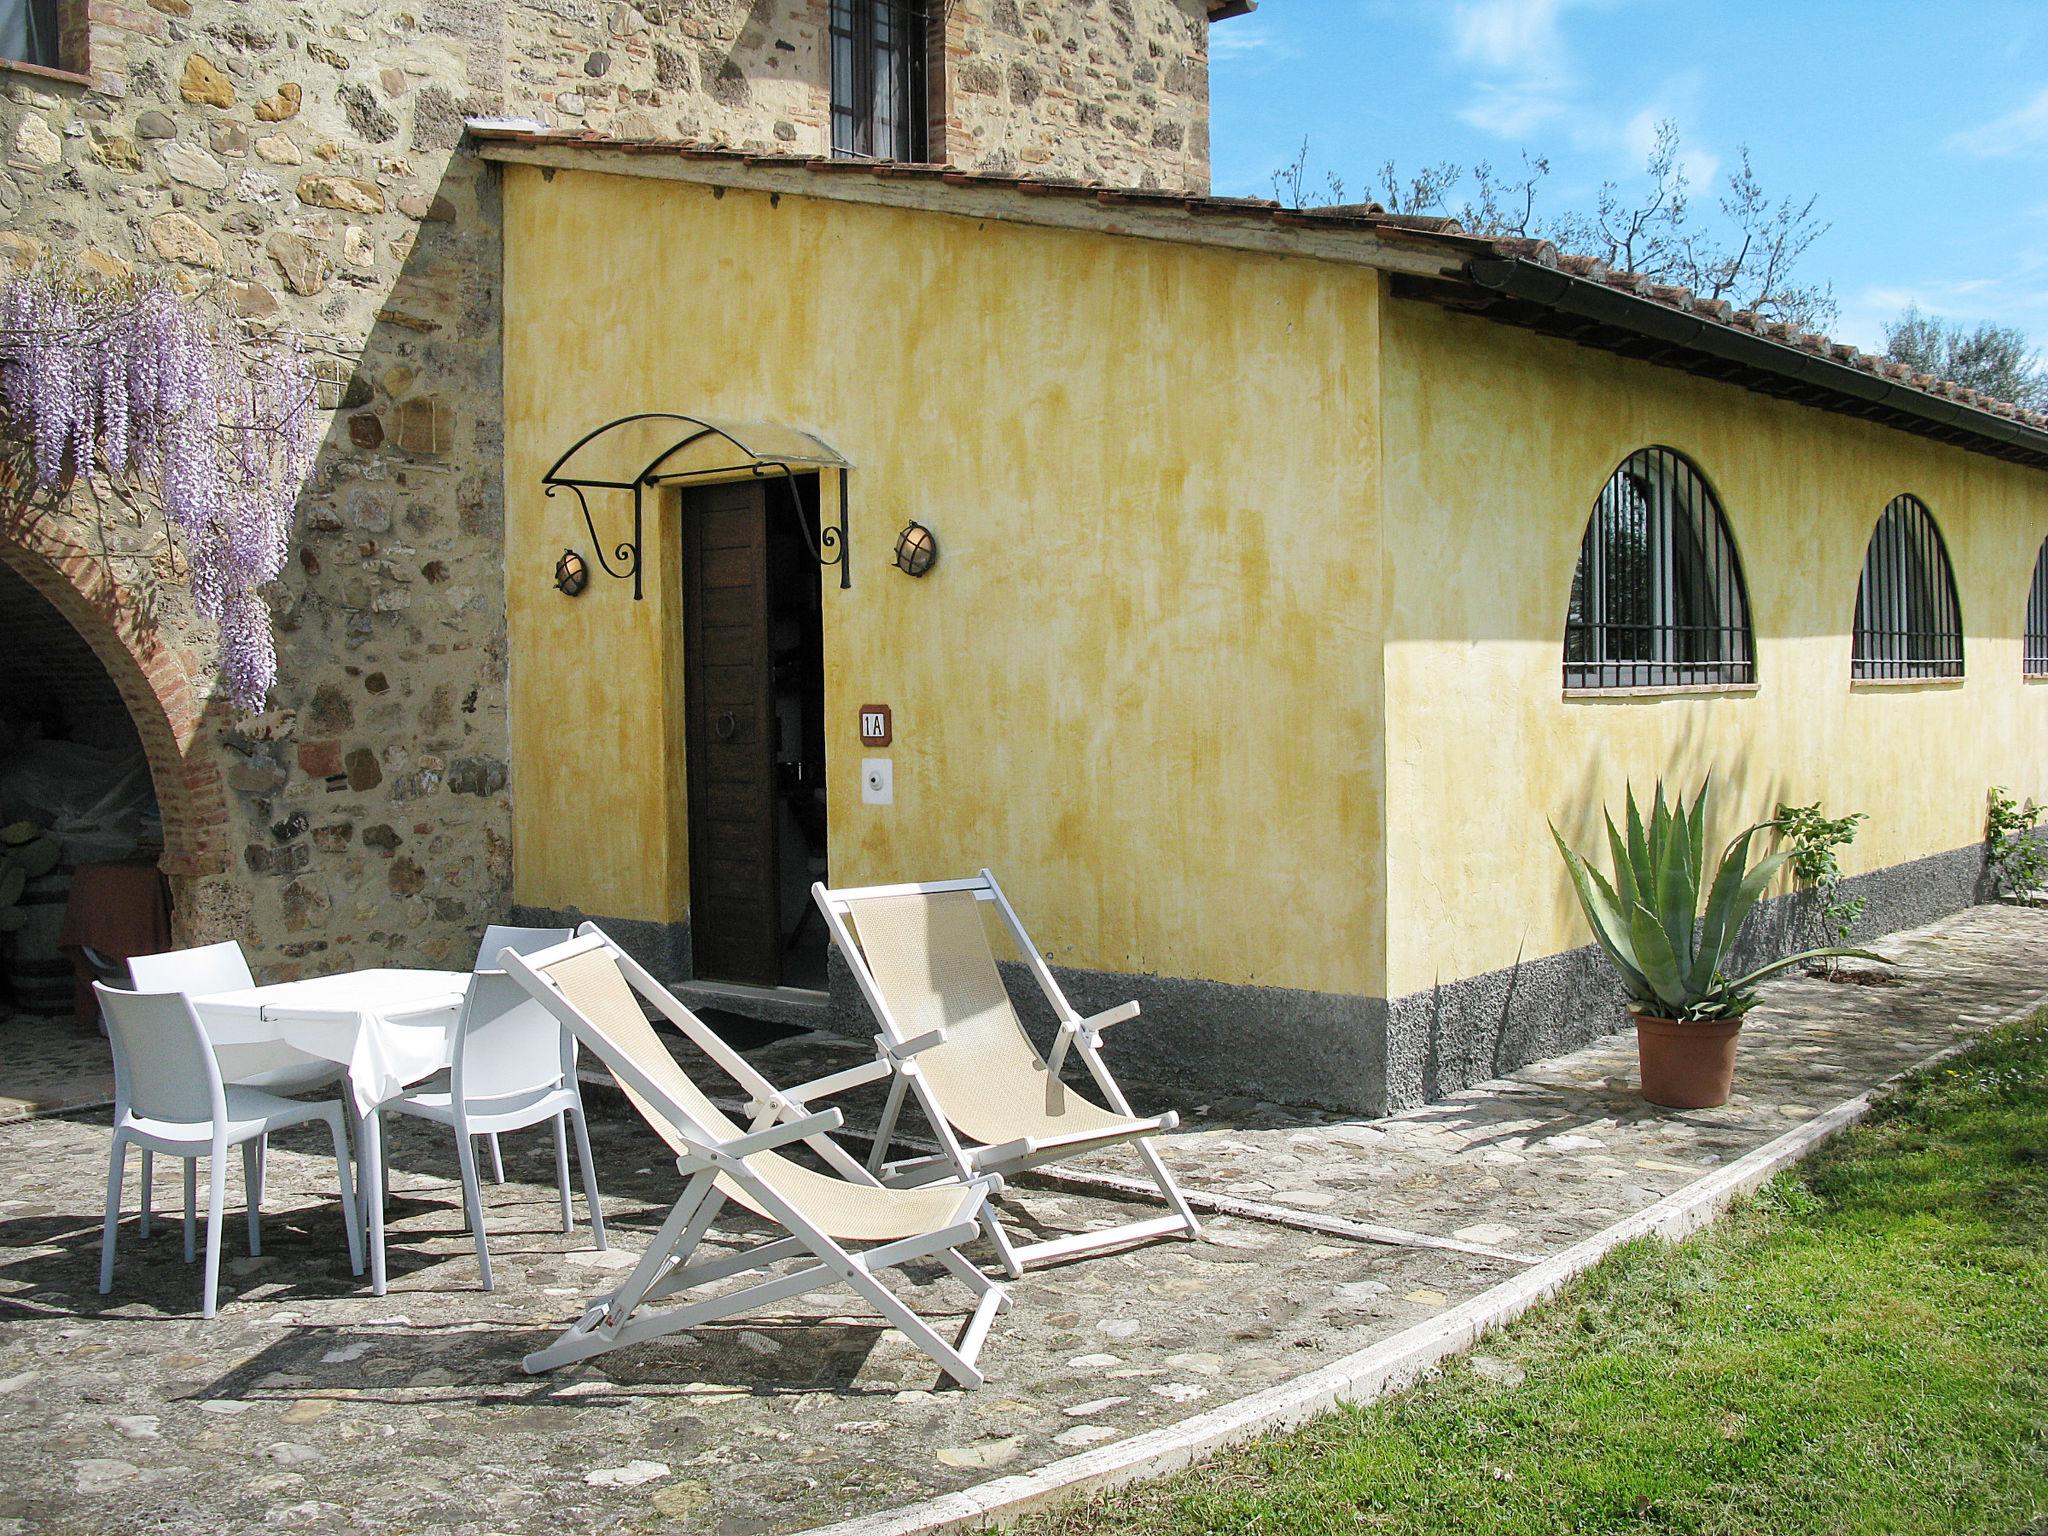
left=1447, top=0, right=1696, bottom=173
left=1209, top=28, right=1278, bottom=60
left=1620, top=106, right=1660, bottom=161
left=1439, top=7, right=1731, bottom=209
left=1458, top=84, right=1567, bottom=137
left=1450, top=0, right=1576, bottom=138
left=1452, top=0, right=1567, bottom=73
left=1947, top=85, right=2048, bottom=157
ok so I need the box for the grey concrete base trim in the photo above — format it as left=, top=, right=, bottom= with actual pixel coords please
left=1386, top=838, right=1995, bottom=1109
left=526, top=837, right=1996, bottom=1115
left=993, top=959, right=1389, bottom=1116
left=793, top=990, right=2044, bottom=1536
left=510, top=904, right=691, bottom=981
left=815, top=949, right=1390, bottom=1116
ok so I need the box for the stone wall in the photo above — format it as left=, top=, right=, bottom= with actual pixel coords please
left=503, top=0, right=1214, bottom=191
left=504, top=0, right=832, bottom=150
left=939, top=0, right=1211, bottom=190
left=1, top=0, right=1213, bottom=977
left=1, top=2, right=514, bottom=976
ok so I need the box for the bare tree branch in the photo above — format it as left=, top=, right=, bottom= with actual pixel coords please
left=1274, top=121, right=1840, bottom=330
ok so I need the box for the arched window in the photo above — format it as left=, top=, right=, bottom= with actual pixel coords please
left=1851, top=495, right=1962, bottom=680
left=1564, top=447, right=1754, bottom=689
left=2026, top=538, right=2048, bottom=678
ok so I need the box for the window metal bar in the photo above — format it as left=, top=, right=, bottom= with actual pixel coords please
left=1852, top=494, right=1961, bottom=680
left=1874, top=501, right=1895, bottom=677
left=2026, top=539, right=2048, bottom=677
left=1884, top=502, right=1898, bottom=674
left=1563, top=446, right=1754, bottom=689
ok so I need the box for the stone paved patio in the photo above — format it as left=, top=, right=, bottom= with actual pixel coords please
left=0, top=1014, right=114, bottom=1126
left=2, top=904, right=2043, bottom=1536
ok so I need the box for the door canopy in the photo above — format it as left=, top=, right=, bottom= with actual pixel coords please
left=542, top=413, right=852, bottom=597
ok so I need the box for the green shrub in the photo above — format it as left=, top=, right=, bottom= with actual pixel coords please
left=1985, top=787, right=2047, bottom=898
left=1771, top=801, right=1868, bottom=968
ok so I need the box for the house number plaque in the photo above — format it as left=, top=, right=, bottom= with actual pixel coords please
left=859, top=704, right=893, bottom=746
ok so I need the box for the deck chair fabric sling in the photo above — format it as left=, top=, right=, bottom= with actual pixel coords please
left=813, top=871, right=1200, bottom=1276
left=498, top=929, right=1009, bottom=1388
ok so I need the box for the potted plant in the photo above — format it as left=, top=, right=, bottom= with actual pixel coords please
left=1551, top=781, right=1885, bottom=1109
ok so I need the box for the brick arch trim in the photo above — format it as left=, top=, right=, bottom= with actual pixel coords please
left=0, top=513, right=230, bottom=887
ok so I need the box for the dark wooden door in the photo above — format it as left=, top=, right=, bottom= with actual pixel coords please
left=683, top=481, right=780, bottom=986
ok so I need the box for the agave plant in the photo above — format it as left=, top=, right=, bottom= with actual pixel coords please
left=1551, top=780, right=1885, bottom=1022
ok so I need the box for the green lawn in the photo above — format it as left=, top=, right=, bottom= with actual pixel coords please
left=1029, top=1014, right=2048, bottom=1536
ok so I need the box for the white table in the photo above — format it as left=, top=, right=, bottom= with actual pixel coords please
left=193, top=969, right=470, bottom=1295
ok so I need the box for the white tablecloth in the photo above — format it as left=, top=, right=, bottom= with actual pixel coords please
left=194, top=969, right=470, bottom=1115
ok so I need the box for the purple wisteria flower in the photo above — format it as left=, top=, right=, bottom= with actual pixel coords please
left=0, top=270, right=318, bottom=713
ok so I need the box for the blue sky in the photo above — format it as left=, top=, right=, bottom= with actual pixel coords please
left=1208, top=0, right=2048, bottom=352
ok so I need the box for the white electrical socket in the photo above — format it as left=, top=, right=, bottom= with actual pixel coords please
left=861, top=757, right=893, bottom=806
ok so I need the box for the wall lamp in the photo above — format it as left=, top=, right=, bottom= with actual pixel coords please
left=893, top=520, right=938, bottom=577
left=553, top=548, right=590, bottom=597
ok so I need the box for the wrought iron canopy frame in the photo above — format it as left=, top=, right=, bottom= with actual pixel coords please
left=541, top=412, right=852, bottom=598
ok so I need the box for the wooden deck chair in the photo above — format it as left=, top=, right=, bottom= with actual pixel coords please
left=497, top=928, right=1009, bottom=1388
left=812, top=872, right=1200, bottom=1276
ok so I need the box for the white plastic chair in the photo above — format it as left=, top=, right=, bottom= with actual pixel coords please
left=128, top=941, right=344, bottom=1095
left=468, top=926, right=573, bottom=1184
left=381, top=964, right=605, bottom=1290
left=96, top=984, right=364, bottom=1319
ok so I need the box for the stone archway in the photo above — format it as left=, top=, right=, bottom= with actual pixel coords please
left=0, top=506, right=232, bottom=944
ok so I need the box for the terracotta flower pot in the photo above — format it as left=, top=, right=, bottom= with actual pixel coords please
left=1632, top=1013, right=1742, bottom=1109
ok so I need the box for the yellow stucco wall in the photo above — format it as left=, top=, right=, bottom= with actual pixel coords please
left=1379, top=297, right=2048, bottom=998
left=501, top=166, right=1387, bottom=996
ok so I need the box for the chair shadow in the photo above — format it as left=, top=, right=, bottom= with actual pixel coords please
left=0, top=1105, right=686, bottom=1314
left=1, top=1186, right=982, bottom=1401
left=185, top=1313, right=899, bottom=1405
left=0, top=1196, right=384, bottom=1321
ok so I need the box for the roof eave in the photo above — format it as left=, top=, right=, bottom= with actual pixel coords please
left=471, top=132, right=1472, bottom=281
left=1443, top=257, right=2048, bottom=472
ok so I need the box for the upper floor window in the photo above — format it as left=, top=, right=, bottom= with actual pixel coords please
left=2026, top=538, right=2048, bottom=678
left=1564, top=446, right=1755, bottom=690
left=1851, top=494, right=1962, bottom=680
left=830, top=0, right=930, bottom=162
left=3, top=0, right=64, bottom=69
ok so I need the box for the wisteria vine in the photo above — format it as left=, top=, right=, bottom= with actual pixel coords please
left=0, top=269, right=318, bottom=713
